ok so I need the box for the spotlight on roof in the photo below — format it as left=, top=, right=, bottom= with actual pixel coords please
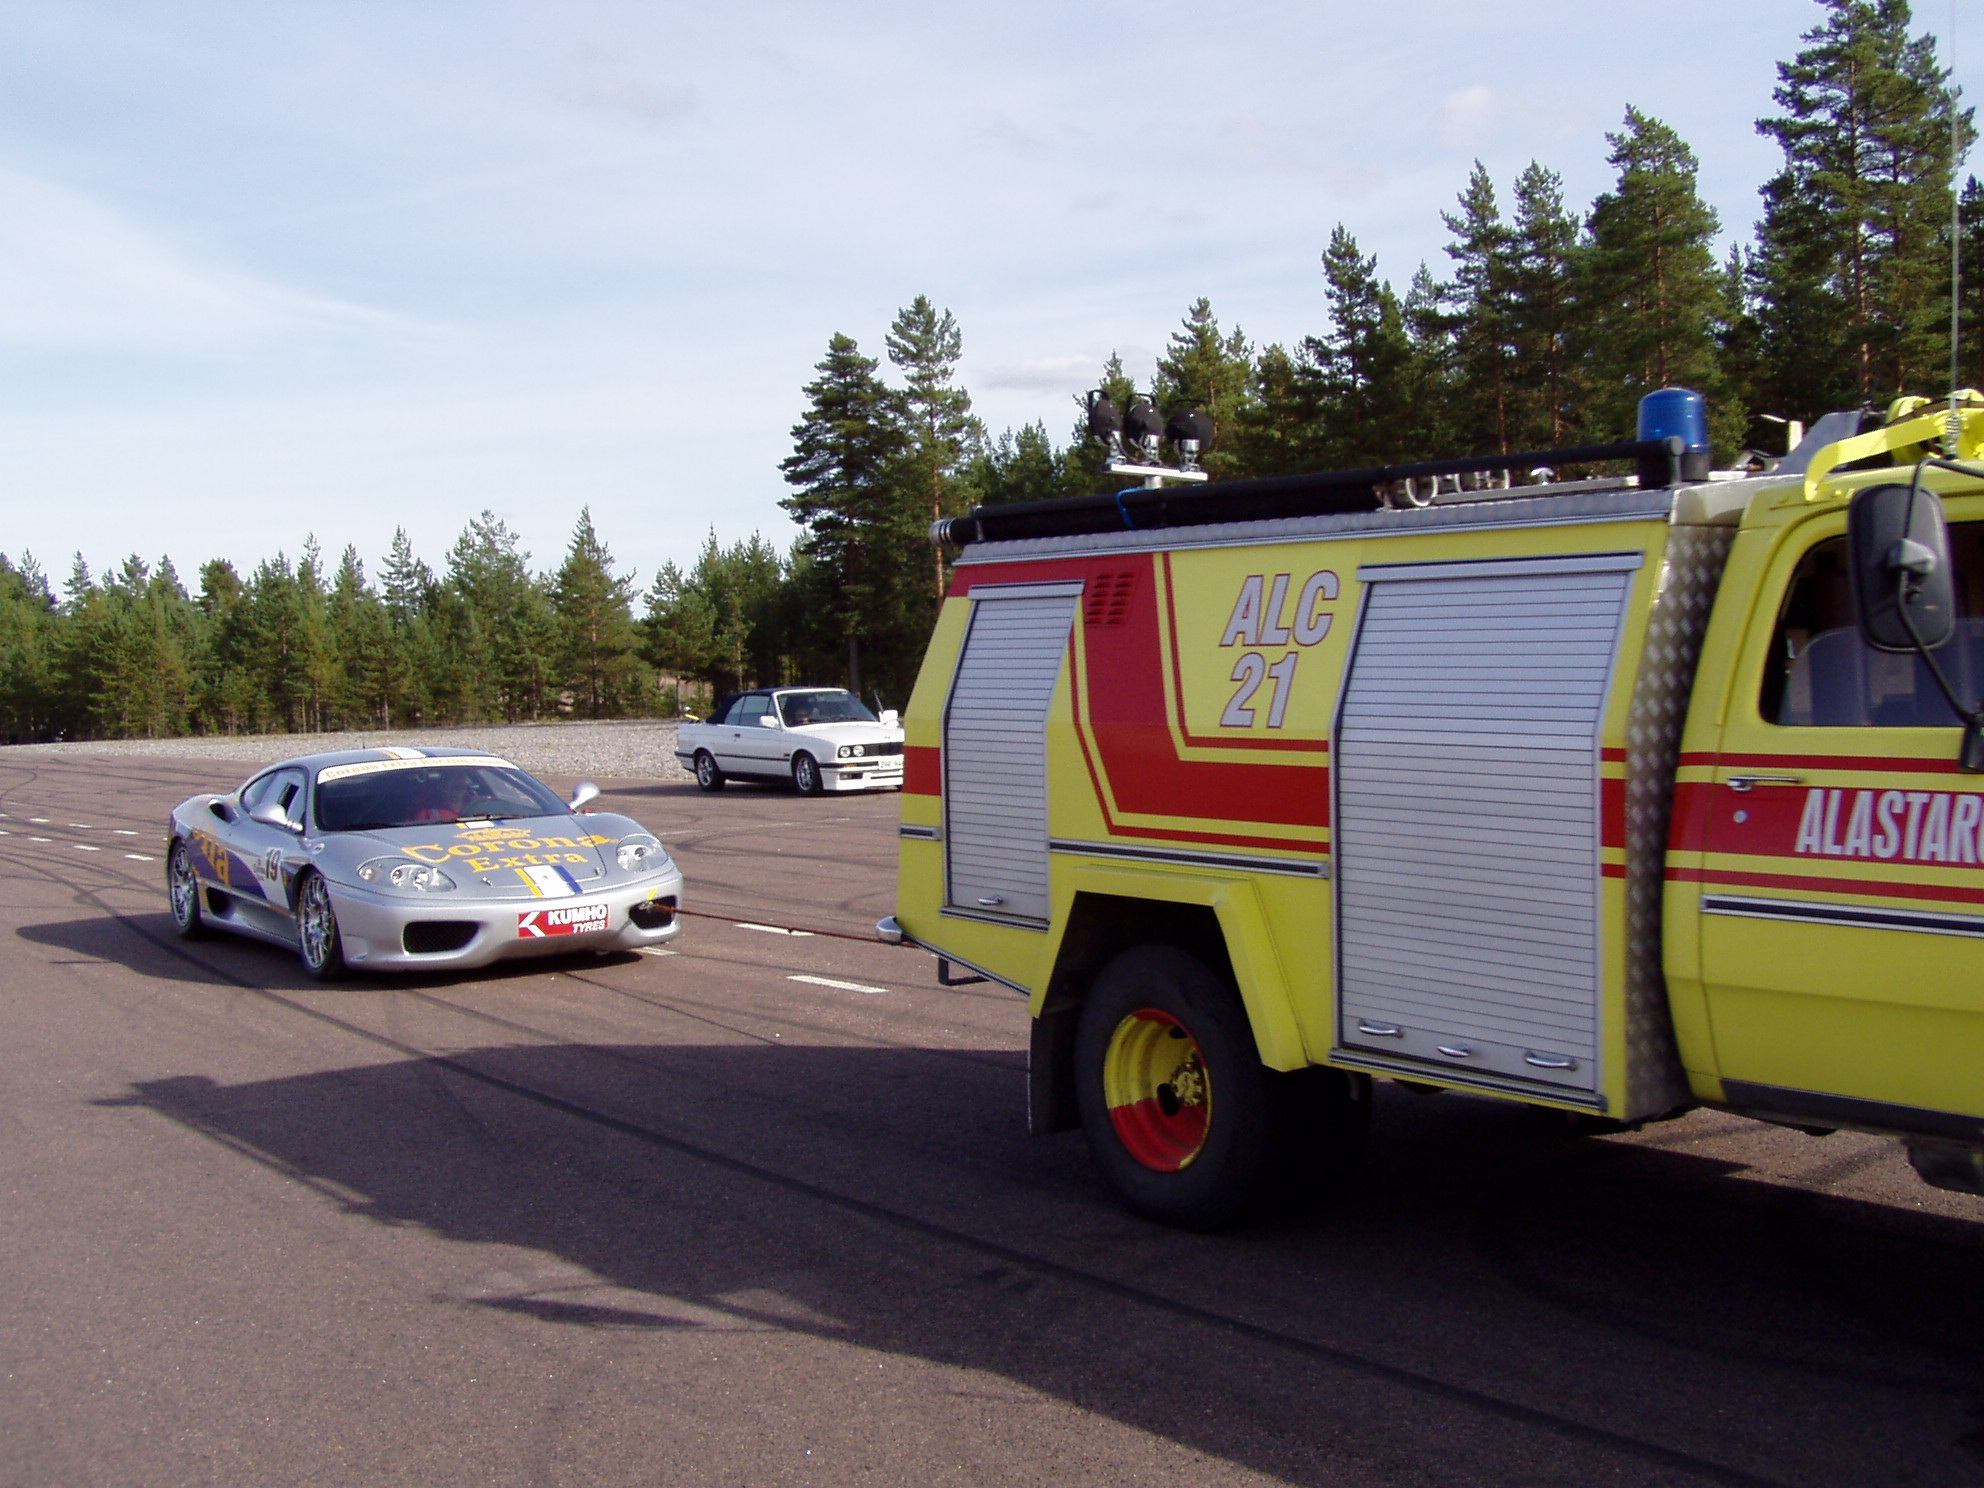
left=1085, top=390, right=1126, bottom=462
left=1165, top=408, right=1214, bottom=472
left=1124, top=397, right=1164, bottom=464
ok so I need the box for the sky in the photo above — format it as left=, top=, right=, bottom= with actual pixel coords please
left=1, top=0, right=1977, bottom=596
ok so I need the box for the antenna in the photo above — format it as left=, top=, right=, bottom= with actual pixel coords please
left=1953, top=0, right=1963, bottom=456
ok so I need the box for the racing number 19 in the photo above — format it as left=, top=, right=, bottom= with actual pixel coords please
left=1218, top=570, right=1337, bottom=730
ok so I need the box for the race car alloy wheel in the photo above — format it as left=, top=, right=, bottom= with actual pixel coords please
left=792, top=752, right=823, bottom=796
left=295, top=872, right=347, bottom=981
left=167, top=841, right=208, bottom=939
left=694, top=751, right=726, bottom=792
left=1074, top=944, right=1275, bottom=1230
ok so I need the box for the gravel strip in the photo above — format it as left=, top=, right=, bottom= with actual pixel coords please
left=3, top=720, right=690, bottom=782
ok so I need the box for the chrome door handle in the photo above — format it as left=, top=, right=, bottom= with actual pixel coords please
left=1524, top=1052, right=1577, bottom=1070
left=1727, top=775, right=1804, bottom=792
left=1355, top=1021, right=1402, bottom=1038
left=1435, top=1044, right=1475, bottom=1060
left=976, top=895, right=1005, bottom=907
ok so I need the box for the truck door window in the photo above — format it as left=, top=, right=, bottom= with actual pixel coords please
left=1762, top=521, right=1984, bottom=727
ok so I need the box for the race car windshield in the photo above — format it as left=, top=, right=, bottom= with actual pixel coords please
left=777, top=690, right=877, bottom=726
left=314, top=764, right=567, bottom=832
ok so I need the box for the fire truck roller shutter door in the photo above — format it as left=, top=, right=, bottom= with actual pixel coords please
left=944, top=583, right=1083, bottom=923
left=1333, top=555, right=1639, bottom=1095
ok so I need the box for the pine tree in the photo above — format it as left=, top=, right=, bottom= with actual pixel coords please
left=1509, top=161, right=1582, bottom=446
left=780, top=332, right=911, bottom=696
left=1441, top=162, right=1521, bottom=452
left=1754, top=0, right=1974, bottom=407
left=886, top=296, right=982, bottom=601
left=551, top=507, right=645, bottom=718
left=0, top=554, right=57, bottom=742
left=1226, top=344, right=1315, bottom=477
left=1302, top=226, right=1415, bottom=465
left=1577, top=108, right=1733, bottom=446
left=1153, top=299, right=1253, bottom=477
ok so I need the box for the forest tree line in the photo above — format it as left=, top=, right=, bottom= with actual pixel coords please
left=2, top=0, right=1979, bottom=741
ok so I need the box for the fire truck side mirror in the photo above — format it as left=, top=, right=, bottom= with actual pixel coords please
left=1848, top=482, right=1956, bottom=654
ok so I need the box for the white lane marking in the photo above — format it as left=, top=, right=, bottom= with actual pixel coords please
left=28, top=818, right=50, bottom=824
left=787, top=974, right=887, bottom=995
left=69, top=823, right=92, bottom=829
left=28, top=836, right=51, bottom=843
left=736, top=922, right=813, bottom=937
left=0, top=829, right=8, bottom=835
left=125, top=853, right=155, bottom=862
left=635, top=946, right=677, bottom=957
left=113, top=829, right=140, bottom=837
left=74, top=844, right=100, bottom=852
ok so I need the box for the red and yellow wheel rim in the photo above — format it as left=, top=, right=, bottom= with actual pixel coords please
left=1102, top=1008, right=1211, bottom=1172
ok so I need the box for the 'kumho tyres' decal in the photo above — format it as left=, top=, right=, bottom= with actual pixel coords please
left=517, top=902, right=610, bottom=937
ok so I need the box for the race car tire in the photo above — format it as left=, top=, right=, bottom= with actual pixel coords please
left=693, top=751, right=726, bottom=792
left=166, top=841, right=209, bottom=940
left=1073, top=943, right=1364, bottom=1229
left=791, top=752, right=824, bottom=797
left=295, top=871, right=347, bottom=982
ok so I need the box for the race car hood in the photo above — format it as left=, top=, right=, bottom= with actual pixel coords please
left=329, top=812, right=645, bottom=896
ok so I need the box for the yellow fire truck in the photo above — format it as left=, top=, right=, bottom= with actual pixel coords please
left=880, top=390, right=1984, bottom=1228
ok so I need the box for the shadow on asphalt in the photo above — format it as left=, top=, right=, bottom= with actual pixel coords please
left=91, top=1029, right=1984, bottom=1488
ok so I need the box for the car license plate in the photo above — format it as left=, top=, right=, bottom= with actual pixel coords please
left=518, top=902, right=610, bottom=938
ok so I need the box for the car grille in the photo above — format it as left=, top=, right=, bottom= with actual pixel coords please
left=403, top=921, right=478, bottom=954
left=870, top=742, right=903, bottom=756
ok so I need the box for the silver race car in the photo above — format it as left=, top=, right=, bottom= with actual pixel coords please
left=165, top=747, right=683, bottom=978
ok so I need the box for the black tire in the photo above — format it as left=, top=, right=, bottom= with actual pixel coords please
left=166, top=840, right=208, bottom=940
left=693, top=751, right=726, bottom=792
left=791, top=752, right=824, bottom=797
left=1073, top=943, right=1366, bottom=1229
left=294, top=872, right=347, bottom=982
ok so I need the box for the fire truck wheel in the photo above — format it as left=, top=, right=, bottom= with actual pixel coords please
left=1074, top=944, right=1275, bottom=1230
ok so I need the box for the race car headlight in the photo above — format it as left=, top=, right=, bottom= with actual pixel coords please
left=617, top=837, right=668, bottom=873
left=358, top=858, right=457, bottom=892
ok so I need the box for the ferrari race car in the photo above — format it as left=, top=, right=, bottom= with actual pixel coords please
left=165, top=747, right=683, bottom=977
left=674, top=687, right=904, bottom=794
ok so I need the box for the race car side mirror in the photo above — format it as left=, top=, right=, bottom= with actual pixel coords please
left=569, top=782, right=601, bottom=811
left=249, top=800, right=301, bottom=833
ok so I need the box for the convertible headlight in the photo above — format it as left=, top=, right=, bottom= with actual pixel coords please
left=837, top=744, right=867, bottom=759
left=617, top=837, right=668, bottom=873
left=357, top=858, right=457, bottom=892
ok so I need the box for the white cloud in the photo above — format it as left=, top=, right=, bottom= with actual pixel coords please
left=982, top=354, right=1105, bottom=392
left=1434, top=84, right=1594, bottom=154
left=0, top=168, right=400, bottom=350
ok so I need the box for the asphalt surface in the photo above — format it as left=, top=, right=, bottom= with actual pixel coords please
left=3, top=751, right=1983, bottom=1488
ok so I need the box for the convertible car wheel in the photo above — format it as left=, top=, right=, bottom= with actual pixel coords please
left=295, top=872, right=347, bottom=981
left=694, top=750, right=726, bottom=792
left=167, top=841, right=208, bottom=940
left=791, top=752, right=823, bottom=796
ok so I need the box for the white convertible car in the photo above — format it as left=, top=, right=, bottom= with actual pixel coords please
left=675, top=688, right=903, bottom=795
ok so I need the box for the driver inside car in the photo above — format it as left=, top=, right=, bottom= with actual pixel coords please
left=407, top=771, right=475, bottom=823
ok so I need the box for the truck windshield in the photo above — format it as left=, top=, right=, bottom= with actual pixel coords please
left=777, top=691, right=877, bottom=726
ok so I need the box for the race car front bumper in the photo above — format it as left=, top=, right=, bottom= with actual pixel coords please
left=325, top=865, right=685, bottom=971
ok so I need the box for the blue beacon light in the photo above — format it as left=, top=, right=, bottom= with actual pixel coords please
left=1636, top=387, right=1712, bottom=485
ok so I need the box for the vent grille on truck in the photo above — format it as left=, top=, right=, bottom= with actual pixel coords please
left=1083, top=572, right=1137, bottom=627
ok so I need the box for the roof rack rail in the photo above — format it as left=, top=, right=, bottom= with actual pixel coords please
left=933, top=437, right=1687, bottom=548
